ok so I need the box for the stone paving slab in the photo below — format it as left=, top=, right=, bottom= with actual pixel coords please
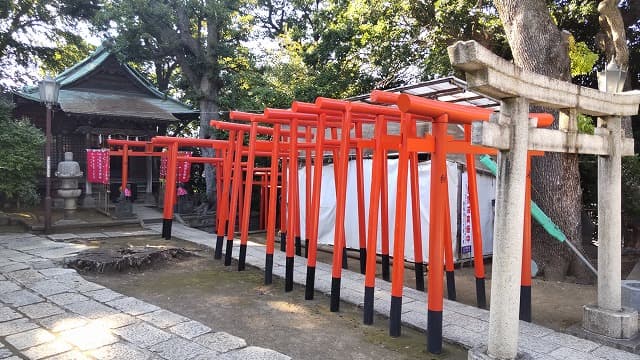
left=106, top=296, right=159, bottom=316
left=169, top=320, right=211, bottom=340
left=148, top=336, right=212, bottom=360
left=147, top=223, right=640, bottom=360
left=0, top=290, right=44, bottom=307
left=47, top=234, right=79, bottom=242
left=137, top=309, right=189, bottom=329
left=113, top=322, right=173, bottom=348
left=0, top=233, right=291, bottom=360
left=5, top=327, right=55, bottom=350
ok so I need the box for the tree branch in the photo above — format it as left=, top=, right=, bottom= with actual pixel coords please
left=598, top=0, right=629, bottom=67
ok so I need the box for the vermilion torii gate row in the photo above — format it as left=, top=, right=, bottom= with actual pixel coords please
left=366, top=91, right=551, bottom=351
left=155, top=91, right=552, bottom=355
left=221, top=93, right=551, bottom=346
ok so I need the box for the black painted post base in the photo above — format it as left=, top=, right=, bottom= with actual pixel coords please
left=427, top=310, right=443, bottom=354
left=476, top=277, right=487, bottom=309
left=446, top=270, right=457, bottom=301
left=342, top=248, right=348, bottom=269
left=285, top=257, right=294, bottom=292
left=519, top=285, right=532, bottom=322
left=330, top=277, right=341, bottom=312
left=280, top=232, right=286, bottom=252
left=359, top=248, right=366, bottom=274
left=162, top=219, right=172, bottom=240
left=265, top=254, right=273, bottom=285
left=363, top=286, right=374, bottom=325
left=382, top=255, right=390, bottom=281
left=214, top=235, right=224, bottom=259
left=305, top=266, right=315, bottom=300
left=304, top=239, right=309, bottom=258
left=295, top=236, right=302, bottom=256
left=224, top=240, right=233, bottom=266
left=238, top=244, right=247, bottom=271
left=389, top=296, right=402, bottom=337
left=415, top=263, right=425, bottom=291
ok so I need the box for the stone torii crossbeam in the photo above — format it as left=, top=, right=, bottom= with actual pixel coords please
left=448, top=40, right=640, bottom=359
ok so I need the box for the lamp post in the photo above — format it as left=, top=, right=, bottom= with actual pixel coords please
left=39, top=75, right=60, bottom=234
left=583, top=57, right=637, bottom=340
left=598, top=58, right=627, bottom=93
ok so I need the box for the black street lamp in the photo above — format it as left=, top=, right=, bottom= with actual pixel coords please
left=39, top=75, right=60, bottom=234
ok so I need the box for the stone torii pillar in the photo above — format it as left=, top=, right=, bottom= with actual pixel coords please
left=448, top=40, right=640, bottom=359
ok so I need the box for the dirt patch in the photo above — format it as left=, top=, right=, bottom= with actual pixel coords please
left=64, top=247, right=192, bottom=273
left=83, top=253, right=467, bottom=360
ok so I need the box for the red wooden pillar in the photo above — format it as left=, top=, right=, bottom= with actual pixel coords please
left=329, top=105, right=352, bottom=311
left=303, top=125, right=313, bottom=258
left=464, top=124, right=487, bottom=308
left=443, top=175, right=457, bottom=300
left=363, top=116, right=387, bottom=324
left=520, top=154, right=533, bottom=322
left=285, top=117, right=300, bottom=292
left=389, top=113, right=412, bottom=337
left=238, top=121, right=259, bottom=271
left=409, top=122, right=425, bottom=292
left=121, top=144, right=129, bottom=199
left=355, top=122, right=367, bottom=274
left=161, top=142, right=178, bottom=239
left=265, top=124, right=282, bottom=284
left=305, top=114, right=326, bottom=299
left=215, top=131, right=236, bottom=259
left=427, top=114, right=448, bottom=354
left=224, top=129, right=245, bottom=266
left=279, top=156, right=288, bottom=252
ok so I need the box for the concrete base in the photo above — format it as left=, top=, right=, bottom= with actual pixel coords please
left=112, top=200, right=135, bottom=220
left=622, top=280, right=640, bottom=312
left=468, top=346, right=533, bottom=360
left=568, top=323, right=640, bottom=354
left=80, top=194, right=96, bottom=208
left=583, top=304, right=638, bottom=339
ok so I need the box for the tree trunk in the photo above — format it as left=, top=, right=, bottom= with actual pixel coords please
left=199, top=94, right=219, bottom=206
left=494, top=0, right=593, bottom=282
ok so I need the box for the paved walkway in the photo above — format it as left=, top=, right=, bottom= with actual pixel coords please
left=143, top=223, right=640, bottom=360
left=0, top=232, right=290, bottom=360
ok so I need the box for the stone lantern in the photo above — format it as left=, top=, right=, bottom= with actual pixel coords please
left=55, top=152, right=83, bottom=218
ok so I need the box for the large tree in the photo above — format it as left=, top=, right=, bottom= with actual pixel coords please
left=257, top=0, right=425, bottom=99
left=493, top=0, right=583, bottom=282
left=98, top=0, right=255, bottom=203
left=492, top=0, right=637, bottom=281
left=0, top=0, right=99, bottom=88
left=410, top=0, right=637, bottom=281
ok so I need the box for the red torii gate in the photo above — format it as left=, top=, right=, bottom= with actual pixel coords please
left=151, top=137, right=229, bottom=240
left=106, top=139, right=164, bottom=200
left=379, top=91, right=552, bottom=353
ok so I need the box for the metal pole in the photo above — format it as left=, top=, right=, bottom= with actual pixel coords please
left=44, top=103, right=52, bottom=234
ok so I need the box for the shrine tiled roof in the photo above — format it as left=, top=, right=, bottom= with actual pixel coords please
left=14, top=45, right=198, bottom=121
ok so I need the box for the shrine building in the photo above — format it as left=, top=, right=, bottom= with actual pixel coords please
left=12, top=45, right=198, bottom=204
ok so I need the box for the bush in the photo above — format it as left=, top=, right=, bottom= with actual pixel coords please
left=0, top=98, right=44, bottom=208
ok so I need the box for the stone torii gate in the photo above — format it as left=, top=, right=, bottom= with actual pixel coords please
left=448, top=41, right=640, bottom=359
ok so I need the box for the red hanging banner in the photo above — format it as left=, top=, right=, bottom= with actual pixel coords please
left=160, top=151, right=192, bottom=183
left=86, top=149, right=110, bottom=184
left=178, top=151, right=192, bottom=183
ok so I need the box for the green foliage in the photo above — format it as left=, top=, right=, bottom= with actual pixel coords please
left=577, top=113, right=595, bottom=134
left=257, top=0, right=424, bottom=100
left=568, top=36, right=599, bottom=77
left=0, top=99, right=45, bottom=207
left=410, top=0, right=509, bottom=78
left=622, top=155, right=640, bottom=219
left=0, top=0, right=100, bottom=88
left=40, top=39, right=96, bottom=76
